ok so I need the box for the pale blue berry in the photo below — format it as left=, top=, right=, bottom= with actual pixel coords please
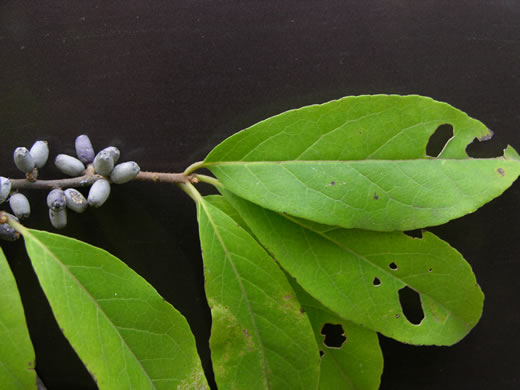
left=30, top=140, right=49, bottom=168
left=110, top=161, right=140, bottom=184
left=93, top=150, right=115, bottom=176
left=55, top=154, right=85, bottom=176
left=102, top=146, right=120, bottom=164
left=0, top=177, right=11, bottom=204
left=75, top=135, right=95, bottom=163
left=88, top=179, right=111, bottom=208
left=9, top=193, right=30, bottom=219
left=64, top=188, right=88, bottom=213
left=49, top=208, right=67, bottom=229
left=47, top=189, right=67, bottom=211
left=14, top=147, right=35, bottom=173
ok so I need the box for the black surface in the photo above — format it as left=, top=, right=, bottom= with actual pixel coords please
left=1, top=1, right=519, bottom=389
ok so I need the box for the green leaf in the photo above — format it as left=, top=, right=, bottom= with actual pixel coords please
left=204, top=95, right=520, bottom=231
left=289, top=279, right=383, bottom=390
left=0, top=247, right=36, bottom=389
left=222, top=191, right=484, bottom=346
left=14, top=225, right=208, bottom=390
left=197, top=194, right=320, bottom=389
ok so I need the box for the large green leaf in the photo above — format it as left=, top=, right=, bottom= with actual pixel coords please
left=11, top=223, right=208, bottom=390
left=223, top=191, right=484, bottom=346
left=197, top=194, right=320, bottom=389
left=289, top=278, right=383, bottom=390
left=0, top=247, right=36, bottom=389
left=204, top=95, right=520, bottom=231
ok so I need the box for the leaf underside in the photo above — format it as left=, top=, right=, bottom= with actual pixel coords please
left=205, top=95, right=520, bottom=231
left=0, top=247, right=36, bottom=390
left=197, top=195, right=320, bottom=390
left=223, top=191, right=484, bottom=346
left=21, top=229, right=208, bottom=390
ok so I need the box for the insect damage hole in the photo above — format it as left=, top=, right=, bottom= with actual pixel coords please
left=321, top=323, right=347, bottom=348
left=398, top=286, right=424, bottom=325
left=426, top=124, right=453, bottom=157
left=389, top=262, right=398, bottom=270
left=466, top=130, right=504, bottom=158
left=372, top=277, right=382, bottom=286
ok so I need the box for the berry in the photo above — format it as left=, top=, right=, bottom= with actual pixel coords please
left=75, top=135, right=95, bottom=164
left=47, top=189, right=67, bottom=211
left=30, top=140, right=49, bottom=168
left=49, top=208, right=67, bottom=229
left=13, top=147, right=35, bottom=173
left=93, top=150, right=115, bottom=176
left=0, top=177, right=11, bottom=204
left=9, top=193, right=31, bottom=219
left=88, top=179, right=111, bottom=208
left=0, top=222, right=19, bottom=241
left=64, top=188, right=88, bottom=213
left=102, top=146, right=120, bottom=164
left=55, top=154, right=85, bottom=176
left=110, top=161, right=140, bottom=184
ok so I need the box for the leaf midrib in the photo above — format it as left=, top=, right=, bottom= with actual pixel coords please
left=199, top=199, right=271, bottom=389
left=24, top=230, right=156, bottom=389
left=204, top=158, right=506, bottom=166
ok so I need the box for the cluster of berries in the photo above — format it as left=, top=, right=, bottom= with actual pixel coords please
left=0, top=135, right=140, bottom=237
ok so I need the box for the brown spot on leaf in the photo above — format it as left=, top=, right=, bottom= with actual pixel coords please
left=497, top=168, right=505, bottom=176
left=300, top=307, right=305, bottom=314
left=243, top=328, right=250, bottom=338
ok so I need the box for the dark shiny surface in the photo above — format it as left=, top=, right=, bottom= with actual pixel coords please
left=1, top=1, right=519, bottom=389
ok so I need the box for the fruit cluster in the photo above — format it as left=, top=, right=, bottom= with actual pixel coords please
left=0, top=135, right=140, bottom=236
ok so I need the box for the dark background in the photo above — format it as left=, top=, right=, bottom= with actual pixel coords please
left=1, top=1, right=519, bottom=389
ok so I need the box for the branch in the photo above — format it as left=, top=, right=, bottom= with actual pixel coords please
left=9, top=170, right=198, bottom=191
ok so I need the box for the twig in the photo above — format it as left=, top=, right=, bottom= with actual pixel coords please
left=9, top=171, right=198, bottom=191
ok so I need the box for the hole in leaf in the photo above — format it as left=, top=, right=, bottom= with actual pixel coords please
left=372, top=277, right=381, bottom=286
left=428, top=268, right=433, bottom=272
left=321, top=323, right=347, bottom=348
left=426, top=124, right=453, bottom=157
left=389, top=262, right=398, bottom=270
left=398, top=286, right=424, bottom=325
left=319, top=350, right=324, bottom=357
left=465, top=131, right=505, bottom=158
left=403, top=229, right=423, bottom=239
